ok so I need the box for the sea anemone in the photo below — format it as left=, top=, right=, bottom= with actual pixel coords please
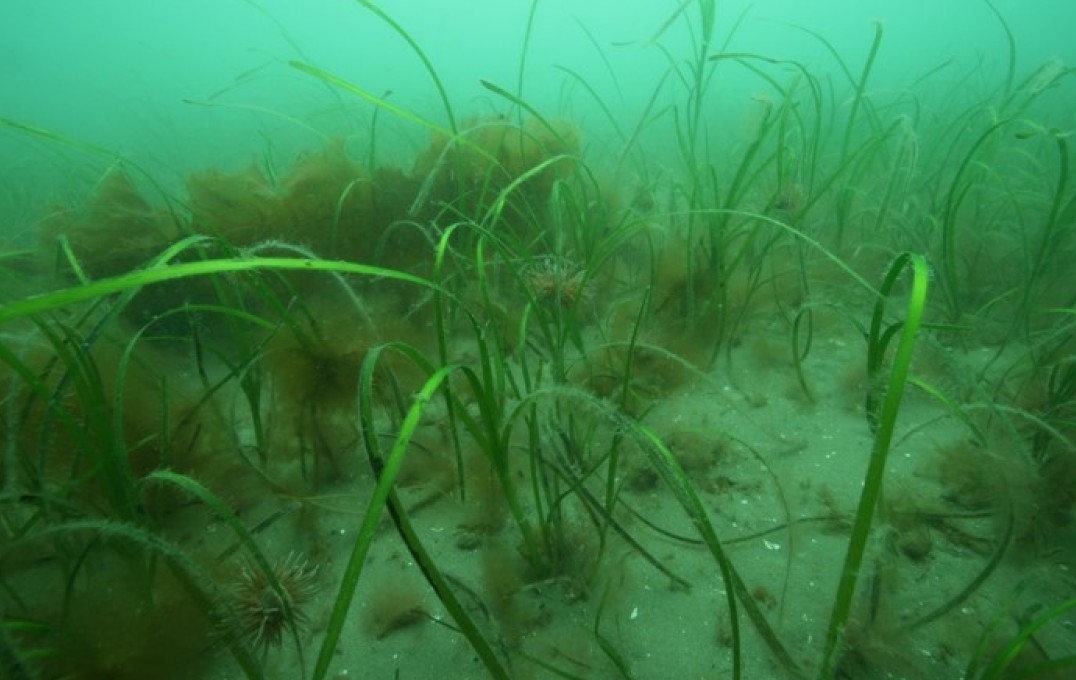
left=521, top=255, right=591, bottom=309
left=226, top=552, right=319, bottom=653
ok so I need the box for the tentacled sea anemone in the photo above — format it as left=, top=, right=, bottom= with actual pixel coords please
left=521, top=255, right=591, bottom=308
left=226, top=552, right=319, bottom=653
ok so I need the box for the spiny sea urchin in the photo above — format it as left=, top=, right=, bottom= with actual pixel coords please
left=226, top=552, right=319, bottom=653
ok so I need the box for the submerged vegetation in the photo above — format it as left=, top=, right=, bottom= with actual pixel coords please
left=1, top=1, right=1075, bottom=679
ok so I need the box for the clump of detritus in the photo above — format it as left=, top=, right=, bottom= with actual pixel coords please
left=928, top=436, right=1063, bottom=548
left=933, top=439, right=1009, bottom=511
left=361, top=574, right=431, bottom=640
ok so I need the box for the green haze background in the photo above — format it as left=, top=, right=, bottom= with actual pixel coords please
left=1, top=0, right=1072, bottom=234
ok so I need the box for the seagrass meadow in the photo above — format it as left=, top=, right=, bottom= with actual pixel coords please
left=1, top=1, right=1075, bottom=678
